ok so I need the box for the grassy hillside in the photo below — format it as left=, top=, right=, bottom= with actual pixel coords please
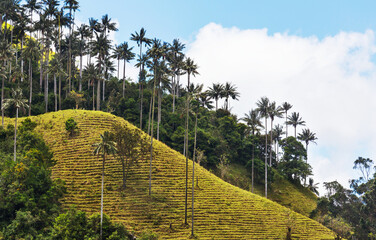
left=221, top=163, right=318, bottom=216
left=5, top=110, right=334, bottom=239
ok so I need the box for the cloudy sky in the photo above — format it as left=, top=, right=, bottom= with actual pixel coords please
left=74, top=0, right=376, bottom=193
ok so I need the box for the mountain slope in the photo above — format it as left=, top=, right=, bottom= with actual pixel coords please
left=5, top=110, right=334, bottom=239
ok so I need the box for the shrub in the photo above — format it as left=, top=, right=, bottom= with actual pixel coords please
left=65, top=117, right=78, bottom=136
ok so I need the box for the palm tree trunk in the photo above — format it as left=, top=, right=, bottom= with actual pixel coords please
left=92, top=81, right=95, bottom=110
left=1, top=62, right=5, bottom=126
left=305, top=143, right=308, bottom=185
left=149, top=65, right=157, bottom=196
left=21, top=37, right=24, bottom=82
left=45, top=50, right=49, bottom=113
left=58, top=75, right=61, bottom=110
left=294, top=126, right=297, bottom=138
left=14, top=108, right=18, bottom=162
left=97, top=79, right=101, bottom=110
left=139, top=45, right=143, bottom=129
left=285, top=112, right=288, bottom=138
left=157, top=87, right=161, bottom=141
left=172, top=75, right=175, bottom=113
left=28, top=59, right=32, bottom=116
left=122, top=60, right=126, bottom=98
left=216, top=98, right=218, bottom=111
left=270, top=119, right=273, bottom=166
left=140, top=83, right=144, bottom=129
left=184, top=73, right=191, bottom=225
left=100, top=154, right=105, bottom=240
left=79, top=54, right=83, bottom=92
left=117, top=58, right=120, bottom=80
left=54, top=74, right=57, bottom=111
left=192, top=111, right=198, bottom=236
left=147, top=94, right=152, bottom=136
left=251, top=135, right=255, bottom=193
left=265, top=117, right=268, bottom=198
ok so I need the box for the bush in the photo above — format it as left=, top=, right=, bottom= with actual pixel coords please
left=65, top=117, right=78, bottom=136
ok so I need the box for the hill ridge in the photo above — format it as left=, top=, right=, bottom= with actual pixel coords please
left=5, top=110, right=334, bottom=239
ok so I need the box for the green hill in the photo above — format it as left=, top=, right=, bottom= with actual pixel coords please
left=5, top=110, right=334, bottom=239
left=221, top=163, right=318, bottom=217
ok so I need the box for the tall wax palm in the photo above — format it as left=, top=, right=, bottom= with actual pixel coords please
left=298, top=128, right=317, bottom=184
left=101, top=14, right=117, bottom=38
left=77, top=23, right=90, bottom=91
left=92, top=32, right=111, bottom=110
left=2, top=88, right=29, bottom=162
left=189, top=82, right=204, bottom=236
left=83, top=63, right=99, bottom=110
left=0, top=39, right=14, bottom=126
left=13, top=11, right=29, bottom=83
left=146, top=38, right=163, bottom=196
left=182, top=57, right=199, bottom=225
left=120, top=42, right=134, bottom=97
left=242, top=109, right=263, bottom=193
left=63, top=0, right=79, bottom=92
left=222, top=82, right=240, bottom=111
left=287, top=112, right=306, bottom=138
left=208, top=83, right=224, bottom=111
left=273, top=124, right=285, bottom=163
left=282, top=102, right=292, bottom=138
left=88, top=17, right=99, bottom=64
left=92, top=131, right=117, bottom=240
left=169, top=39, right=185, bottom=112
left=268, top=102, right=283, bottom=166
left=113, top=44, right=122, bottom=80
left=256, top=97, right=270, bottom=198
left=24, top=0, right=42, bottom=38
left=48, top=54, right=66, bottom=111
left=22, top=38, right=40, bottom=116
left=130, top=27, right=151, bottom=129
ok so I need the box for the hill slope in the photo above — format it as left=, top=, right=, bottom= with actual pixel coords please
left=222, top=163, right=318, bottom=216
left=5, top=110, right=334, bottom=239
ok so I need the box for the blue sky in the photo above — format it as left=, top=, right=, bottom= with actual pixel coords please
left=75, top=0, right=376, bottom=42
left=73, top=0, right=376, bottom=193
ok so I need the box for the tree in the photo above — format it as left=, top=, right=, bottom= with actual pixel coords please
left=222, top=82, right=239, bottom=111
left=287, top=112, right=305, bottom=138
left=65, top=117, right=78, bottom=136
left=353, top=157, right=373, bottom=182
left=169, top=39, right=185, bottom=113
left=48, top=54, right=66, bottom=111
left=77, top=23, right=90, bottom=92
left=242, top=109, right=263, bottom=192
left=69, top=90, right=85, bottom=109
left=297, top=128, right=317, bottom=184
left=272, top=124, right=285, bottom=163
left=182, top=57, right=198, bottom=225
left=22, top=38, right=41, bottom=116
left=112, top=123, right=148, bottom=189
left=208, top=83, right=224, bottom=111
left=0, top=39, right=14, bottom=126
left=130, top=27, right=151, bottom=129
left=119, top=42, right=134, bottom=98
left=268, top=102, right=283, bottom=166
left=92, top=131, right=117, bottom=240
left=282, top=102, right=292, bottom=138
left=83, top=63, right=100, bottom=110
left=256, top=97, right=270, bottom=198
left=64, top=0, right=79, bottom=92
left=2, top=88, right=29, bottom=161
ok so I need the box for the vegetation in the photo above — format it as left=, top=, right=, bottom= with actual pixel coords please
left=3, top=110, right=335, bottom=239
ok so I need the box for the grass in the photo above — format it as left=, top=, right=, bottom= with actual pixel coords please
left=4, top=110, right=336, bottom=239
left=221, top=163, right=318, bottom=216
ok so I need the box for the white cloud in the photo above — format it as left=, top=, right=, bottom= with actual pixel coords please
left=186, top=23, right=376, bottom=194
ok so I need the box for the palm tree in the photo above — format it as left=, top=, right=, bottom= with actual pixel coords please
left=13, top=11, right=29, bottom=83
left=22, top=38, right=41, bottom=116
left=63, top=0, right=79, bottom=92
left=256, top=97, right=270, bottom=198
left=298, top=128, right=317, bottom=184
left=24, top=0, right=42, bottom=38
left=92, top=32, right=111, bottom=110
left=48, top=54, right=66, bottom=112
left=130, top=27, right=151, bottom=129
left=92, top=131, right=116, bottom=240
left=169, top=39, right=185, bottom=112
left=208, top=83, right=224, bottom=111
left=273, top=124, right=285, bottom=163
left=282, top=102, right=292, bottom=138
left=242, top=109, right=263, bottom=193
left=182, top=57, right=199, bottom=225
left=307, top=178, right=319, bottom=195
left=83, top=63, right=99, bottom=110
left=88, top=17, right=99, bottom=64
left=120, top=42, right=134, bottom=97
left=77, top=24, right=90, bottom=92
left=0, top=39, right=14, bottom=126
left=146, top=38, right=163, bottom=196
left=101, top=14, right=117, bottom=38
left=287, top=112, right=306, bottom=138
left=222, top=82, right=239, bottom=111
left=268, top=102, right=283, bottom=166
left=2, top=88, right=29, bottom=162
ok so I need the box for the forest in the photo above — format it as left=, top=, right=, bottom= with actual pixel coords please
left=0, top=0, right=376, bottom=239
